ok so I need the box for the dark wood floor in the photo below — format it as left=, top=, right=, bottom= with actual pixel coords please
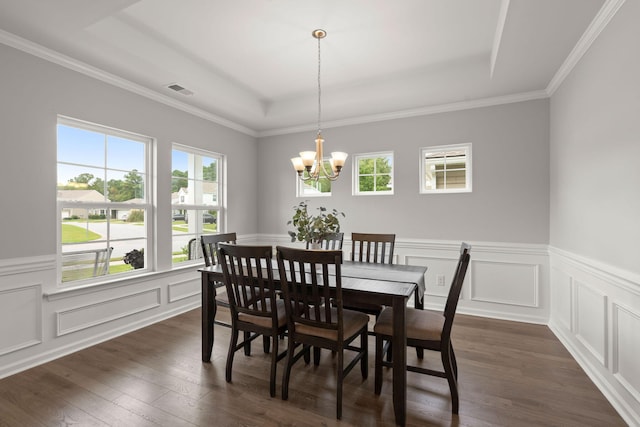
left=0, top=308, right=626, bottom=426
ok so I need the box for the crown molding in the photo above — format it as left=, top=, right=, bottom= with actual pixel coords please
left=546, top=0, right=627, bottom=95
left=0, top=29, right=258, bottom=137
left=258, top=90, right=549, bottom=138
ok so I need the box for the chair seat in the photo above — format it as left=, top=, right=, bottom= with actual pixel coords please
left=238, top=299, right=288, bottom=328
left=374, top=307, right=444, bottom=342
left=296, top=308, right=369, bottom=341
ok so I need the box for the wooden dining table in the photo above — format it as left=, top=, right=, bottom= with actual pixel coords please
left=200, top=259, right=427, bottom=426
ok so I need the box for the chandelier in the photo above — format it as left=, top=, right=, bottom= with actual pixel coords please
left=291, top=29, right=347, bottom=182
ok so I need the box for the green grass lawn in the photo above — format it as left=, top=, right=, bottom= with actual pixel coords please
left=61, top=223, right=101, bottom=243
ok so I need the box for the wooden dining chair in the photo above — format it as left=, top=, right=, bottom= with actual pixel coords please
left=344, top=232, right=396, bottom=318
left=351, top=232, right=395, bottom=264
left=306, top=232, right=344, bottom=250
left=276, top=246, right=369, bottom=420
left=200, top=232, right=237, bottom=327
left=217, top=243, right=288, bottom=397
left=373, top=242, right=471, bottom=414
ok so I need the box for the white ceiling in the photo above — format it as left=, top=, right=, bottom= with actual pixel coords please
left=0, top=0, right=607, bottom=136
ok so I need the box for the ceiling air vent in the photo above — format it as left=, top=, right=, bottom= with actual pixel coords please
left=167, top=83, right=194, bottom=96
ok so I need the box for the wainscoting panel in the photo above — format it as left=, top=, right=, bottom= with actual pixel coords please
left=168, top=276, right=200, bottom=303
left=550, top=266, right=573, bottom=332
left=574, top=280, right=608, bottom=366
left=406, top=255, right=460, bottom=299
left=470, top=261, right=539, bottom=308
left=549, top=246, right=640, bottom=426
left=612, top=303, right=640, bottom=402
left=0, top=284, right=42, bottom=356
left=56, top=288, right=161, bottom=336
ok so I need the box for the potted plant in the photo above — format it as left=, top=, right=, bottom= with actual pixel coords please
left=287, top=200, right=345, bottom=248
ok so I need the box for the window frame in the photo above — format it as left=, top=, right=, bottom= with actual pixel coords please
left=171, top=143, right=224, bottom=266
left=419, top=143, right=472, bottom=194
left=352, top=151, right=394, bottom=196
left=56, top=115, right=153, bottom=286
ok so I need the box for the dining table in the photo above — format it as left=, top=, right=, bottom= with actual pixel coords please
left=200, top=258, right=427, bottom=426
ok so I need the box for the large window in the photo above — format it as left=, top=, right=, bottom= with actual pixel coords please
left=57, top=117, right=151, bottom=284
left=296, top=159, right=332, bottom=197
left=420, top=143, right=472, bottom=193
left=353, top=152, right=394, bottom=195
left=171, top=145, right=222, bottom=264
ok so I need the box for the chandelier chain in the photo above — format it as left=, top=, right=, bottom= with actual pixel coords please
left=317, top=34, right=322, bottom=135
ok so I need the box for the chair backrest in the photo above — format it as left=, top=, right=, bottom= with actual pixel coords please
left=306, top=232, right=344, bottom=250
left=351, top=233, right=395, bottom=264
left=217, top=243, right=278, bottom=322
left=441, top=243, right=472, bottom=340
left=200, top=232, right=237, bottom=267
left=276, top=246, right=344, bottom=341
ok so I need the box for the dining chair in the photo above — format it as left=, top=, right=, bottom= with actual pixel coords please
left=344, top=232, right=396, bottom=318
left=201, top=233, right=237, bottom=328
left=373, top=242, right=471, bottom=414
left=276, top=246, right=369, bottom=420
left=306, top=232, right=344, bottom=250
left=217, top=243, right=288, bottom=397
left=351, top=232, right=395, bottom=264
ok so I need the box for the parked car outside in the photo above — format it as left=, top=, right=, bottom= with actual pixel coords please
left=172, top=213, right=185, bottom=221
left=184, top=212, right=216, bottom=224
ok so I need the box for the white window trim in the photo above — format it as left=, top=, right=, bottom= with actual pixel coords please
left=171, top=143, right=224, bottom=267
left=57, top=116, right=154, bottom=287
left=352, top=151, right=394, bottom=196
left=419, top=142, right=472, bottom=194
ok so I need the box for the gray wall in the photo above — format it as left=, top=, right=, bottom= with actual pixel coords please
left=258, top=99, right=550, bottom=244
left=0, top=43, right=259, bottom=263
left=550, top=0, right=639, bottom=274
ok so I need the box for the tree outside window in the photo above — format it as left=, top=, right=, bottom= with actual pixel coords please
left=353, top=152, right=393, bottom=195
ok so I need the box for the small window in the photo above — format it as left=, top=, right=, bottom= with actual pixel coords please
left=420, top=143, right=472, bottom=193
left=296, top=159, right=332, bottom=197
left=171, top=144, right=223, bottom=265
left=353, top=152, right=393, bottom=195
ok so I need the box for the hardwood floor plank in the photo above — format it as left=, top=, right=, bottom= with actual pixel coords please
left=0, top=309, right=626, bottom=426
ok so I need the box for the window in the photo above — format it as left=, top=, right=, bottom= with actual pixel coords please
left=57, top=117, right=151, bottom=284
left=353, top=152, right=393, bottom=195
left=171, top=145, right=222, bottom=264
left=296, top=159, right=332, bottom=197
left=420, top=143, right=472, bottom=193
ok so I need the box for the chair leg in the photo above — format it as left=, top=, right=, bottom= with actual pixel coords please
left=263, top=335, right=271, bottom=354
left=313, top=346, right=321, bottom=366
left=441, top=344, right=459, bottom=414
left=361, top=329, right=368, bottom=379
left=336, top=349, right=344, bottom=419
left=243, top=331, right=251, bottom=356
left=303, top=344, right=311, bottom=364
left=374, top=334, right=384, bottom=395
left=450, top=342, right=458, bottom=380
left=269, top=335, right=278, bottom=397
left=281, top=336, right=295, bottom=400
left=226, top=327, right=239, bottom=383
